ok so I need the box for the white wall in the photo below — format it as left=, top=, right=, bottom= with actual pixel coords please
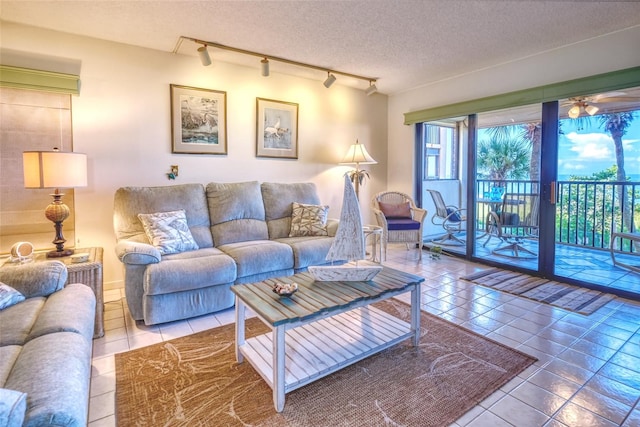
left=1, top=22, right=388, bottom=285
left=388, top=25, right=640, bottom=198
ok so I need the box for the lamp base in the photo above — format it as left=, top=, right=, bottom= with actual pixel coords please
left=47, top=248, right=74, bottom=258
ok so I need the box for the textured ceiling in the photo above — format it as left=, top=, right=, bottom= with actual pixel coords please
left=1, top=1, right=640, bottom=94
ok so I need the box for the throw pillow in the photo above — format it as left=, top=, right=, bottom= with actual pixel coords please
left=0, top=283, right=25, bottom=310
left=446, top=207, right=463, bottom=222
left=378, top=201, right=412, bottom=218
left=138, top=210, right=199, bottom=255
left=289, top=202, right=329, bottom=237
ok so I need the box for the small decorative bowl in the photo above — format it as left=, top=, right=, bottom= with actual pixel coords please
left=272, top=282, right=299, bottom=297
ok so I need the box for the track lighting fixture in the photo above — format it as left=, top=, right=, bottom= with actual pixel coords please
left=323, top=72, right=336, bottom=88
left=365, top=81, right=378, bottom=96
left=174, top=36, right=377, bottom=90
left=261, top=57, right=269, bottom=77
left=197, top=45, right=211, bottom=66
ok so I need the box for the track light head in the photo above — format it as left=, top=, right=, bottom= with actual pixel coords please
left=323, top=72, right=336, bottom=88
left=198, top=45, right=211, bottom=66
left=365, top=81, right=378, bottom=96
left=261, top=57, right=270, bottom=77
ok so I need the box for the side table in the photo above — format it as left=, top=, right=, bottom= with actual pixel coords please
left=363, top=225, right=383, bottom=263
left=4, top=247, right=104, bottom=338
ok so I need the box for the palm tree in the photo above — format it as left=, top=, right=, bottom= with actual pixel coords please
left=597, top=112, right=636, bottom=232
left=486, top=123, right=541, bottom=180
left=477, top=137, right=530, bottom=181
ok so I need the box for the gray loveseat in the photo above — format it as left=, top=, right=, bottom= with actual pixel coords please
left=113, top=181, right=338, bottom=325
left=0, top=261, right=96, bottom=427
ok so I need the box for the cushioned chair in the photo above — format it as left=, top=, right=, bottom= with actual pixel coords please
left=489, top=193, right=539, bottom=258
left=427, top=189, right=466, bottom=246
left=372, top=191, right=427, bottom=260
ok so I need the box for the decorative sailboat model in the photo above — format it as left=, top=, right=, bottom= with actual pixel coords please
left=308, top=175, right=383, bottom=281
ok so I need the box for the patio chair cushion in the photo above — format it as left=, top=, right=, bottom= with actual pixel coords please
left=387, top=218, right=421, bottom=231
left=446, top=207, right=463, bottom=222
left=379, top=201, right=412, bottom=219
left=502, top=213, right=520, bottom=226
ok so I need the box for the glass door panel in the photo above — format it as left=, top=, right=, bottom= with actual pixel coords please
left=554, top=88, right=640, bottom=295
left=474, top=104, right=542, bottom=271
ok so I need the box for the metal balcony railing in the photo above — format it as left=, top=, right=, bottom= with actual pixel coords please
left=476, top=179, right=640, bottom=254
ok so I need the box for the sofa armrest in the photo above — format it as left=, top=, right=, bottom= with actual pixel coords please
left=326, top=219, right=339, bottom=237
left=115, top=241, right=161, bottom=265
left=0, top=261, right=67, bottom=298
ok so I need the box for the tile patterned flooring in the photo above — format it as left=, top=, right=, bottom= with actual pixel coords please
left=89, top=245, right=640, bottom=426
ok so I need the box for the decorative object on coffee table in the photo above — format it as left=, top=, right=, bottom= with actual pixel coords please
left=22, top=149, right=87, bottom=258
left=308, top=175, right=382, bottom=281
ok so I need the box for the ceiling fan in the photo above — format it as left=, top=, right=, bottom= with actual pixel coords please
left=565, top=91, right=640, bottom=119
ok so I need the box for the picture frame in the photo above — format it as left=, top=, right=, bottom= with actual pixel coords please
left=170, top=84, right=227, bottom=154
left=256, top=97, right=298, bottom=159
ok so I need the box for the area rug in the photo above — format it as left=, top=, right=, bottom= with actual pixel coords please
left=462, top=268, right=616, bottom=315
left=115, top=299, right=536, bottom=427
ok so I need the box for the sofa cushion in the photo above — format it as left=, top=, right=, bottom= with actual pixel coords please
left=0, top=388, right=26, bottom=427
left=261, top=182, right=323, bottom=239
left=114, top=184, right=213, bottom=249
left=28, top=284, right=96, bottom=343
left=289, top=202, right=329, bottom=237
left=5, top=332, right=92, bottom=427
left=218, top=240, right=293, bottom=278
left=0, top=347, right=22, bottom=386
left=206, top=181, right=269, bottom=245
left=0, top=283, right=24, bottom=310
left=144, top=254, right=237, bottom=296
left=0, top=261, right=67, bottom=299
left=0, top=298, right=45, bottom=347
left=275, top=236, right=335, bottom=270
left=138, top=209, right=199, bottom=255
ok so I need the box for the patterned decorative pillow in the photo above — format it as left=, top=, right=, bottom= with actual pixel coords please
left=289, top=202, right=329, bottom=237
left=0, top=282, right=25, bottom=310
left=378, top=201, right=412, bottom=218
left=138, top=210, right=199, bottom=255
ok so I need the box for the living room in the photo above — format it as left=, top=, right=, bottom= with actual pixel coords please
left=2, top=2, right=640, bottom=426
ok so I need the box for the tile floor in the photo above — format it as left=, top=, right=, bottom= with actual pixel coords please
left=88, top=245, right=640, bottom=426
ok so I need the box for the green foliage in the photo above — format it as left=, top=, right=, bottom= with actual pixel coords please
left=477, top=137, right=530, bottom=180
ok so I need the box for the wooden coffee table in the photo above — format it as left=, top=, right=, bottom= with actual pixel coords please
left=231, top=267, right=424, bottom=412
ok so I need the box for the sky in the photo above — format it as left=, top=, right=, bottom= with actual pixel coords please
left=558, top=115, right=640, bottom=179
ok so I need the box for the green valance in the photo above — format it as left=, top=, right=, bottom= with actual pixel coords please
left=404, top=66, right=640, bottom=125
left=0, top=65, right=80, bottom=95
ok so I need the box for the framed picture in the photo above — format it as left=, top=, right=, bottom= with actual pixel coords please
left=256, top=98, right=298, bottom=159
left=170, top=84, right=227, bottom=154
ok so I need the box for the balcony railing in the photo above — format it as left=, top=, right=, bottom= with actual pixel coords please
left=476, top=179, right=639, bottom=254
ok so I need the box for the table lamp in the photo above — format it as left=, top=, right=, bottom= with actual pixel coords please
left=23, top=149, right=88, bottom=258
left=339, top=139, right=377, bottom=200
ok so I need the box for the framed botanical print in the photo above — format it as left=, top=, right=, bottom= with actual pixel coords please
left=170, top=84, right=227, bottom=154
left=256, top=97, right=298, bottom=159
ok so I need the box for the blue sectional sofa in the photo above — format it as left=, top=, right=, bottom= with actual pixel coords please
left=113, top=181, right=338, bottom=325
left=0, top=261, right=96, bottom=427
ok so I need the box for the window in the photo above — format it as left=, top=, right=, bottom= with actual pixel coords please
left=421, top=123, right=457, bottom=180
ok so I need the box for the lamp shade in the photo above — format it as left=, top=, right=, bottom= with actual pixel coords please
left=23, top=151, right=88, bottom=189
left=339, top=140, right=377, bottom=165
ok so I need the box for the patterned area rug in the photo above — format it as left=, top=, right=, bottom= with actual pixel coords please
left=115, top=300, right=536, bottom=426
left=462, top=268, right=616, bottom=315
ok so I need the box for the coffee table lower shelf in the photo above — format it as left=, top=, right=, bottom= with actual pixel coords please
left=238, top=305, right=411, bottom=409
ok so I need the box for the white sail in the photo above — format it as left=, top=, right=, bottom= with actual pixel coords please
left=325, top=174, right=366, bottom=262
left=309, top=174, right=382, bottom=281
